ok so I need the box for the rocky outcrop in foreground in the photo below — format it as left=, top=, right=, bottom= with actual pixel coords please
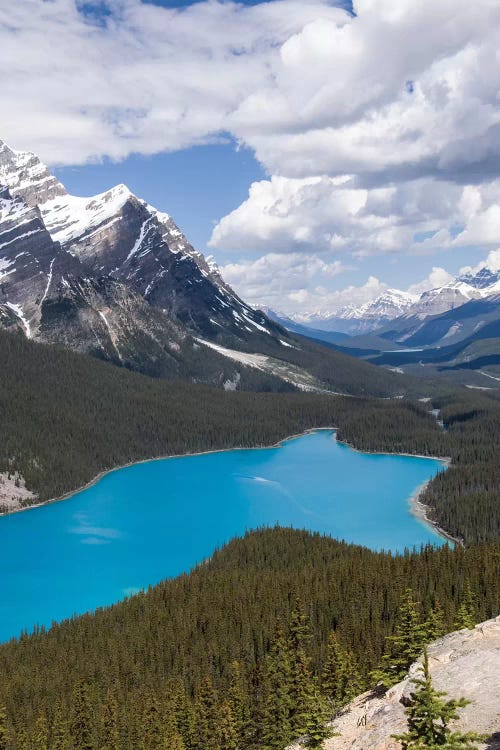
left=295, top=617, right=500, bottom=750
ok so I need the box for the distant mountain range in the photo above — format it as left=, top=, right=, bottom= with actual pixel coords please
left=0, top=139, right=406, bottom=397
left=322, top=291, right=500, bottom=389
left=265, top=266, right=500, bottom=389
left=282, top=269, right=500, bottom=336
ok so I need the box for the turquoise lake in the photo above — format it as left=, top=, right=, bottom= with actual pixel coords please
left=0, top=430, right=446, bottom=642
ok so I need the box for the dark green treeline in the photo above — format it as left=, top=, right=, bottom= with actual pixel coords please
left=0, top=529, right=498, bottom=748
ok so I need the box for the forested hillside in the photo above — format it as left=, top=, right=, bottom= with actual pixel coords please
left=0, top=528, right=497, bottom=749
left=0, top=329, right=436, bottom=506
left=1, top=329, right=500, bottom=544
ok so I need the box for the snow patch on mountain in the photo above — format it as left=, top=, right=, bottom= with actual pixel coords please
left=42, top=185, right=133, bottom=245
left=5, top=302, right=31, bottom=337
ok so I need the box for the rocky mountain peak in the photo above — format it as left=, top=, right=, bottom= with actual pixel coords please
left=343, top=289, right=418, bottom=321
left=409, top=280, right=482, bottom=319
left=0, top=139, right=66, bottom=207
left=459, top=265, right=500, bottom=290
left=0, top=136, right=291, bottom=388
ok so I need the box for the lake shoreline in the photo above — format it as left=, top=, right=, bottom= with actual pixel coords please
left=335, top=440, right=456, bottom=546
left=408, top=480, right=461, bottom=546
left=0, top=427, right=455, bottom=545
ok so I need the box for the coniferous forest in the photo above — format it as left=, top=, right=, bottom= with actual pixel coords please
left=0, top=529, right=498, bottom=749
left=0, top=330, right=499, bottom=749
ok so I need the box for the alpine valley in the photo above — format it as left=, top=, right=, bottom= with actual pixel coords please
left=1, top=139, right=499, bottom=750
left=270, top=270, right=500, bottom=389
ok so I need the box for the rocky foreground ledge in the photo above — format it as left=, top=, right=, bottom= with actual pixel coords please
left=293, top=616, right=500, bottom=750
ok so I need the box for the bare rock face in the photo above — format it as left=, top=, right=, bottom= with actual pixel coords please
left=0, top=141, right=66, bottom=206
left=0, top=185, right=72, bottom=336
left=0, top=137, right=291, bottom=387
left=0, top=471, right=37, bottom=514
left=292, top=617, right=500, bottom=750
left=0, top=139, right=283, bottom=345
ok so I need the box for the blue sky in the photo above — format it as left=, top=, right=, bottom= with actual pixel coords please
left=54, top=143, right=488, bottom=294
left=2, top=0, right=500, bottom=315
left=54, top=141, right=265, bottom=256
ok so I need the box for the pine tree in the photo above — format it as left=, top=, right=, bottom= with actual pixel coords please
left=261, top=622, right=294, bottom=750
left=33, top=713, right=49, bottom=750
left=195, top=676, right=219, bottom=750
left=393, top=648, right=484, bottom=749
left=424, top=601, right=446, bottom=642
left=70, top=681, right=95, bottom=750
left=289, top=601, right=316, bottom=735
left=51, top=699, right=70, bottom=750
left=454, top=585, right=476, bottom=630
left=321, top=631, right=362, bottom=710
left=0, top=706, right=7, bottom=750
left=163, top=713, right=185, bottom=750
left=371, top=589, right=427, bottom=689
left=100, top=691, right=120, bottom=750
left=289, top=599, right=312, bottom=654
left=174, top=683, right=197, bottom=750
left=142, top=692, right=164, bottom=750
left=303, top=683, right=336, bottom=749
left=228, top=660, right=250, bottom=747
left=217, top=701, right=238, bottom=750
left=15, top=727, right=30, bottom=750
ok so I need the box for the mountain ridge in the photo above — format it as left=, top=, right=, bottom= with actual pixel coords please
left=286, top=270, right=500, bottom=337
left=1, top=138, right=410, bottom=397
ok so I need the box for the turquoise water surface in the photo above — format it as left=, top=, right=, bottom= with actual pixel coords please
left=0, top=431, right=445, bottom=642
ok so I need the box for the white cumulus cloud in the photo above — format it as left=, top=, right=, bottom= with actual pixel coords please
left=3, top=0, right=500, bottom=314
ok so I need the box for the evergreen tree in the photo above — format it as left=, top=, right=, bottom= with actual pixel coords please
left=453, top=585, right=476, bottom=631
left=261, top=622, right=294, bottom=750
left=163, top=713, right=185, bottom=750
left=424, top=601, right=446, bottom=642
left=15, top=727, right=30, bottom=750
left=371, top=589, right=427, bottom=689
left=142, top=692, right=163, bottom=750
left=100, top=691, right=120, bottom=750
left=32, top=713, right=49, bottom=750
left=393, top=648, right=484, bottom=749
left=289, top=600, right=316, bottom=735
left=174, top=684, right=197, bottom=750
left=51, top=699, right=70, bottom=750
left=195, top=676, right=219, bottom=750
left=70, top=682, right=95, bottom=750
left=303, top=683, right=336, bottom=749
left=0, top=706, right=7, bottom=750
left=321, top=631, right=362, bottom=710
left=289, top=599, right=312, bottom=654
left=217, top=701, right=238, bottom=750
left=228, top=660, right=250, bottom=747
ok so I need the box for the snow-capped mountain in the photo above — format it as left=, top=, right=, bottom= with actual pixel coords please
left=406, top=280, right=482, bottom=319
left=0, top=138, right=290, bottom=385
left=286, top=271, right=500, bottom=338
left=338, top=289, right=418, bottom=321
left=459, top=266, right=500, bottom=290
left=287, top=289, right=418, bottom=335
left=0, top=139, right=280, bottom=343
left=0, top=183, right=202, bottom=375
